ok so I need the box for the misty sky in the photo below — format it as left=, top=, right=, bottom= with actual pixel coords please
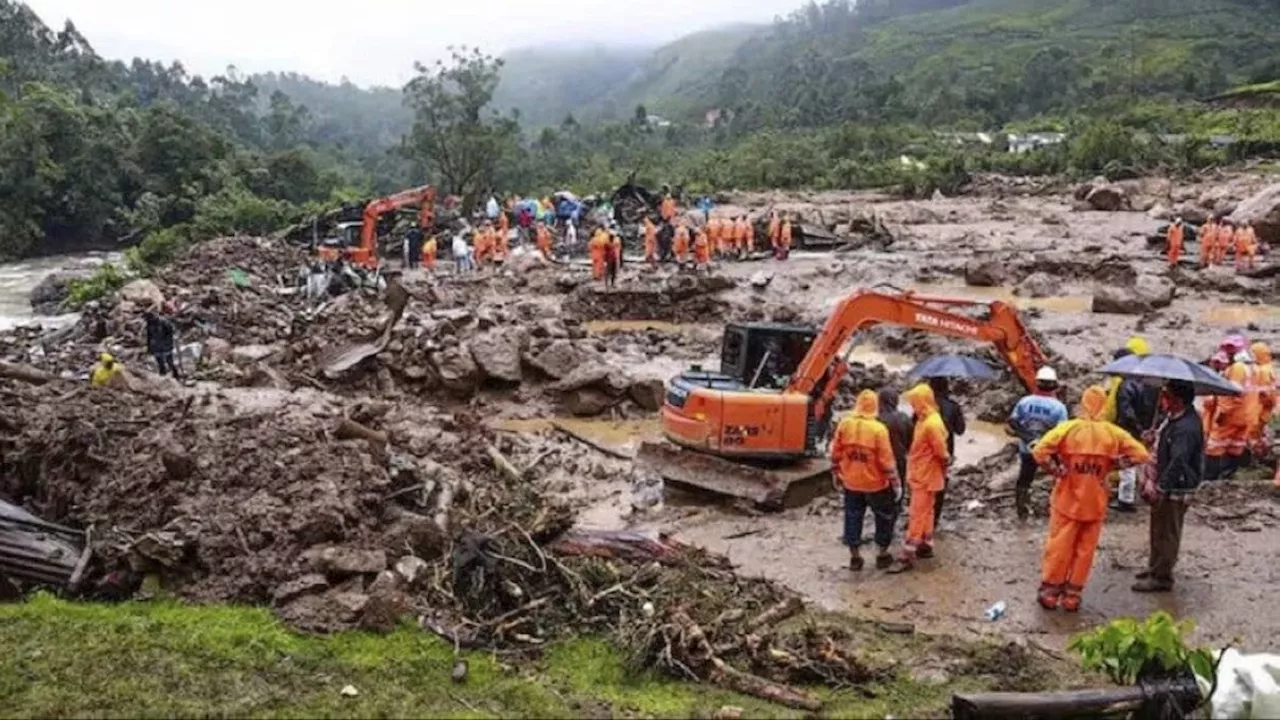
left=26, top=0, right=800, bottom=87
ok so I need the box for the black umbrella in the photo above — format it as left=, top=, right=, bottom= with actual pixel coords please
left=907, top=353, right=999, bottom=382
left=1098, top=353, right=1242, bottom=397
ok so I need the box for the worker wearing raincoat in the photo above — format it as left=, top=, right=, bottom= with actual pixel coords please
left=1236, top=223, right=1258, bottom=272
left=707, top=218, right=724, bottom=257
left=660, top=194, right=676, bottom=223
left=421, top=236, right=437, bottom=272
left=768, top=211, right=781, bottom=250
left=1033, top=386, right=1150, bottom=612
left=737, top=216, right=753, bottom=257
left=588, top=227, right=609, bottom=282
left=1165, top=219, right=1184, bottom=267
left=90, top=352, right=123, bottom=387
left=1215, top=222, right=1234, bottom=266
left=693, top=226, right=711, bottom=270
left=832, top=390, right=901, bottom=571
left=778, top=216, right=793, bottom=260
left=1206, top=337, right=1255, bottom=479
left=892, top=383, right=950, bottom=571
left=1251, top=342, right=1276, bottom=456
left=673, top=221, right=691, bottom=264
left=1199, top=218, right=1218, bottom=267
left=642, top=218, right=657, bottom=265
left=474, top=223, right=493, bottom=267
left=535, top=221, right=553, bottom=260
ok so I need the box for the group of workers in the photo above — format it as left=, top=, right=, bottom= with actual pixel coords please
left=1166, top=217, right=1260, bottom=271
left=832, top=332, right=1276, bottom=612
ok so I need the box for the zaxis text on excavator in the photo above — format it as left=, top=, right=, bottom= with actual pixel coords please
left=638, top=289, right=1048, bottom=508
left=318, top=184, right=436, bottom=269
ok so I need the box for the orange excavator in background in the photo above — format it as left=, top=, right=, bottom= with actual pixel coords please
left=318, top=185, right=436, bottom=269
left=638, top=289, right=1048, bottom=508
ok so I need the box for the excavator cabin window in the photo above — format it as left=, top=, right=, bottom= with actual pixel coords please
left=719, top=323, right=817, bottom=390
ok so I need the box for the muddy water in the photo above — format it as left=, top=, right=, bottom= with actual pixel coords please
left=0, top=253, right=114, bottom=331
left=1201, top=304, right=1280, bottom=327
left=493, top=416, right=663, bottom=456
left=584, top=319, right=688, bottom=334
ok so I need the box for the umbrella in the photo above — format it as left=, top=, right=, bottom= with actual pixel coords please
left=1098, top=353, right=1242, bottom=397
left=907, top=353, right=998, bottom=381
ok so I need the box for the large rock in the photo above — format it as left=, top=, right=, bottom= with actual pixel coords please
left=1230, top=182, right=1280, bottom=244
left=964, top=260, right=1005, bottom=287
left=470, top=328, right=525, bottom=383
left=432, top=344, right=480, bottom=394
left=552, top=361, right=628, bottom=396
left=564, top=388, right=618, bottom=417
left=315, top=547, right=387, bottom=577
left=628, top=377, right=666, bottom=412
left=1014, top=272, right=1058, bottom=298
left=1091, top=275, right=1175, bottom=315
left=524, top=340, right=582, bottom=380
left=118, top=279, right=164, bottom=308
left=29, top=271, right=91, bottom=314
left=1085, top=184, right=1129, bottom=212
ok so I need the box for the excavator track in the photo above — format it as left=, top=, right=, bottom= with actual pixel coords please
left=636, top=441, right=833, bottom=511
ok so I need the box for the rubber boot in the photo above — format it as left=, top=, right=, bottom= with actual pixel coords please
left=849, top=549, right=864, bottom=572
left=1036, top=583, right=1062, bottom=611
left=875, top=550, right=893, bottom=570
left=916, top=543, right=935, bottom=560
left=1060, top=585, right=1083, bottom=613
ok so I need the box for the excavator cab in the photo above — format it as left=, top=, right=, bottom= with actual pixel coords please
left=719, top=323, right=817, bottom=389
left=317, top=222, right=362, bottom=262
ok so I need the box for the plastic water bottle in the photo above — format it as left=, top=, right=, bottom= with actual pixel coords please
left=985, top=600, right=1007, bottom=621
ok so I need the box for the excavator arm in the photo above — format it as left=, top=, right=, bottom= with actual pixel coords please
left=356, top=185, right=437, bottom=264
left=787, top=289, right=1047, bottom=399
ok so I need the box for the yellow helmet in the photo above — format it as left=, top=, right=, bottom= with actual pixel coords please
left=99, top=352, right=115, bottom=364
left=1125, top=336, right=1150, bottom=357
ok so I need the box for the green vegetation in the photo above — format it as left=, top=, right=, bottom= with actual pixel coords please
left=64, top=263, right=128, bottom=308
left=0, top=595, right=1066, bottom=718
left=1068, top=611, right=1215, bottom=685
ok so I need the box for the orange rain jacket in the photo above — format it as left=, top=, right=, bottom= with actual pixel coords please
left=673, top=225, right=691, bottom=261
left=831, top=391, right=899, bottom=493
left=904, top=384, right=950, bottom=492
left=642, top=218, right=657, bottom=262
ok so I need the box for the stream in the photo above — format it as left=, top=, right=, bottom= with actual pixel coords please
left=0, top=253, right=117, bottom=332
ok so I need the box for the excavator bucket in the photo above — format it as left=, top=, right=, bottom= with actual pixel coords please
left=636, top=441, right=833, bottom=511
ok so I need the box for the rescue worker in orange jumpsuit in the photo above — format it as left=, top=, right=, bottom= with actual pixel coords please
left=643, top=217, right=657, bottom=265
left=1251, top=342, right=1276, bottom=457
left=474, top=223, right=493, bottom=267
left=606, top=231, right=623, bottom=289
left=673, top=220, right=691, bottom=264
left=497, top=211, right=510, bottom=244
left=777, top=216, right=793, bottom=260
left=421, top=235, right=437, bottom=272
left=737, top=216, right=753, bottom=257
left=1215, top=221, right=1234, bottom=266
left=588, top=227, right=609, bottom=282
left=707, top=217, right=723, bottom=258
left=1206, top=337, right=1254, bottom=479
left=1199, top=217, right=1217, bottom=268
left=832, top=390, right=902, bottom=571
left=1033, top=386, right=1150, bottom=612
left=891, top=383, right=950, bottom=572
left=535, top=220, right=553, bottom=260
left=693, top=226, right=711, bottom=270
left=660, top=193, right=677, bottom=223
left=768, top=211, right=781, bottom=250
left=1165, top=218, right=1184, bottom=268
left=1236, top=222, right=1258, bottom=272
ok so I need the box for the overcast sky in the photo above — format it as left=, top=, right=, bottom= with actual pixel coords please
left=26, top=0, right=800, bottom=87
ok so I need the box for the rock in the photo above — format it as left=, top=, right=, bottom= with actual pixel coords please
left=430, top=308, right=473, bottom=328
left=1091, top=275, right=1175, bottom=315
left=331, top=591, right=370, bottom=614
left=1085, top=184, right=1128, bottom=211
left=1014, top=272, right=1058, bottom=298
left=552, top=362, right=628, bottom=395
left=1230, top=182, right=1280, bottom=244
left=964, top=260, right=1005, bottom=287
left=532, top=318, right=569, bottom=339
left=403, top=365, right=428, bottom=380
left=471, top=328, right=525, bottom=384
left=230, top=344, right=283, bottom=365
left=340, top=685, right=359, bottom=698
left=1073, top=181, right=1095, bottom=202
left=564, top=388, right=617, bottom=417
left=1147, top=203, right=1173, bottom=221
left=118, top=279, right=164, bottom=308
left=749, top=271, right=774, bottom=289
left=524, top=340, right=582, bottom=380
left=204, top=338, right=232, bottom=364
left=360, top=570, right=411, bottom=632
left=1175, top=203, right=1208, bottom=225
left=29, top=271, right=92, bottom=314
left=555, top=274, right=582, bottom=291
left=432, top=344, right=480, bottom=395
left=452, top=659, right=469, bottom=684
left=272, top=574, right=329, bottom=605
left=627, top=377, right=666, bottom=412
left=713, top=707, right=744, bottom=720
left=932, top=188, right=946, bottom=202
left=394, top=556, right=428, bottom=586
left=317, top=547, right=387, bottom=576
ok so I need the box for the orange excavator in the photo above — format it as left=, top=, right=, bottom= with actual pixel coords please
left=638, top=289, right=1048, bottom=508
left=318, top=185, right=436, bottom=269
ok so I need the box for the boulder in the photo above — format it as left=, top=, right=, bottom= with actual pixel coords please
left=627, top=377, right=666, bottom=412
left=552, top=361, right=628, bottom=396
left=316, top=547, right=387, bottom=577
left=1147, top=203, right=1173, bottom=221
left=1014, top=272, right=1058, bottom=298
left=204, top=338, right=232, bottom=364
left=432, top=344, right=480, bottom=395
left=1229, top=182, right=1280, bottom=244
left=564, top=388, right=618, bottom=417
left=470, top=328, right=525, bottom=384
left=394, top=556, right=428, bottom=586
left=29, top=271, right=90, bottom=314
left=118, top=279, right=164, bottom=308
left=1091, top=275, right=1175, bottom=315
left=531, top=318, right=569, bottom=339
left=749, top=271, right=774, bottom=289
left=272, top=574, right=329, bottom=605
left=1175, top=203, right=1208, bottom=225
left=524, top=340, right=582, bottom=380
left=964, top=260, right=1005, bottom=287
left=231, top=343, right=284, bottom=365
left=1085, top=184, right=1128, bottom=212
left=360, top=570, right=412, bottom=632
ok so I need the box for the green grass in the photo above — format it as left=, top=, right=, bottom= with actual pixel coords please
left=0, top=595, right=1074, bottom=718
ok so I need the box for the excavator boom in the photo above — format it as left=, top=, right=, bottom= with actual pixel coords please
left=319, top=184, right=436, bottom=268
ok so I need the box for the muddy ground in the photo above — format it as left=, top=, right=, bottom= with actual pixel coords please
left=1, top=170, right=1278, bottom=693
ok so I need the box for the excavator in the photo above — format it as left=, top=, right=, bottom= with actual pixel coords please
left=318, top=185, right=436, bottom=269
left=638, top=289, right=1048, bottom=508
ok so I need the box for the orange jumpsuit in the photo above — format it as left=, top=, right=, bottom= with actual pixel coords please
left=779, top=220, right=793, bottom=258
left=1199, top=221, right=1217, bottom=267
left=589, top=230, right=609, bottom=281
left=768, top=214, right=781, bottom=249
left=1208, top=360, right=1254, bottom=459
left=693, top=229, right=711, bottom=267
left=832, top=391, right=899, bottom=494
left=421, top=237, right=437, bottom=271
left=1166, top=223, right=1183, bottom=267
left=474, top=227, right=493, bottom=266
left=901, top=384, right=949, bottom=562
left=673, top=225, right=690, bottom=263
left=643, top=219, right=657, bottom=264
left=535, top=224, right=552, bottom=259
left=1250, top=342, right=1275, bottom=455
left=1236, top=226, right=1257, bottom=271
left=707, top=219, right=723, bottom=257
left=660, top=195, right=676, bottom=223
left=1215, top=225, right=1233, bottom=266
left=737, top=218, right=752, bottom=255
left=1033, top=386, right=1150, bottom=611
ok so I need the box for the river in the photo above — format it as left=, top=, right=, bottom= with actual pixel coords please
left=0, top=253, right=119, bottom=332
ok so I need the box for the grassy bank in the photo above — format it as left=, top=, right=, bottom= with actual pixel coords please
left=0, top=595, right=1076, bottom=718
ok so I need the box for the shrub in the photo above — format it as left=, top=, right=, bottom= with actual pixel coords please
left=65, top=263, right=128, bottom=308
left=1068, top=611, right=1215, bottom=685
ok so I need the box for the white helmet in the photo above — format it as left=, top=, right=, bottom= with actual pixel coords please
left=1036, top=366, right=1059, bottom=384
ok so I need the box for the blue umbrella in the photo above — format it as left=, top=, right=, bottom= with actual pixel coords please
left=907, top=354, right=999, bottom=381
left=1098, top=353, right=1242, bottom=397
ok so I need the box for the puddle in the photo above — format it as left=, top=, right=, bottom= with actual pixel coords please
left=907, top=282, right=1092, bottom=314
left=1201, top=305, right=1280, bottom=327
left=585, top=319, right=688, bottom=334
left=954, top=419, right=1013, bottom=469
left=492, top=416, right=663, bottom=455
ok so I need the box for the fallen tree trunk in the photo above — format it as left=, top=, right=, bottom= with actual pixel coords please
left=952, top=678, right=1200, bottom=719
left=0, top=361, right=61, bottom=385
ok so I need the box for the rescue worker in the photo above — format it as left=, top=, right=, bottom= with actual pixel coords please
left=1134, top=381, right=1203, bottom=593
left=660, top=193, right=677, bottom=223
left=403, top=226, right=423, bottom=270
left=588, top=226, right=609, bottom=282
left=890, top=383, right=950, bottom=572
left=1010, top=366, right=1070, bottom=520
left=693, top=225, right=711, bottom=270
left=494, top=216, right=510, bottom=262
left=1216, top=221, right=1234, bottom=266
left=673, top=220, right=691, bottom=264
left=474, top=222, right=493, bottom=267
left=604, top=230, right=623, bottom=289
left=737, top=216, right=753, bottom=257
left=642, top=217, right=658, bottom=265
left=1033, top=386, right=1150, bottom=611
left=1110, top=337, right=1157, bottom=513
left=1236, top=222, right=1257, bottom=272
left=1199, top=217, right=1217, bottom=268
left=1206, top=338, right=1254, bottom=480
left=1165, top=218, right=1184, bottom=268
left=1251, top=341, right=1276, bottom=457
left=535, top=220, right=553, bottom=260
left=878, top=387, right=913, bottom=485
left=497, top=208, right=510, bottom=241
left=768, top=211, right=781, bottom=250
left=778, top=215, right=793, bottom=260
left=143, top=308, right=180, bottom=379
left=928, top=377, right=966, bottom=526
left=708, top=217, right=724, bottom=258
left=90, top=352, right=123, bottom=387
left=832, top=390, right=902, bottom=571
left=421, top=235, right=437, bottom=272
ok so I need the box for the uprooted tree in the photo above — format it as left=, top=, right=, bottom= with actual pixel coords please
left=403, top=46, right=519, bottom=215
